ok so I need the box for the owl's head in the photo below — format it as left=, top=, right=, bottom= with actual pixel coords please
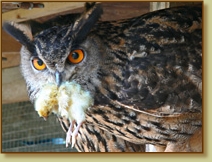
left=3, top=3, right=103, bottom=102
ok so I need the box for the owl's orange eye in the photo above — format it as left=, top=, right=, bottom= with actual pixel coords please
left=32, top=57, right=46, bottom=71
left=68, top=49, right=84, bottom=64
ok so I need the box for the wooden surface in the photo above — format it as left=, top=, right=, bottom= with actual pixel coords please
left=2, top=52, right=20, bottom=68
left=2, top=2, right=86, bottom=23
left=2, top=67, right=29, bottom=104
left=150, top=2, right=170, bottom=11
left=2, top=30, right=21, bottom=68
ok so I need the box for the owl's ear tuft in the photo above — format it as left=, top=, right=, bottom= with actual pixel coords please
left=71, top=3, right=103, bottom=44
left=84, top=2, right=96, bottom=11
left=3, top=22, right=35, bottom=53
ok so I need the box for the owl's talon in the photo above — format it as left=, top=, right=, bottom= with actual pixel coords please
left=71, top=135, right=76, bottom=148
left=66, top=131, right=72, bottom=147
left=70, top=122, right=83, bottom=148
left=65, top=121, right=75, bottom=147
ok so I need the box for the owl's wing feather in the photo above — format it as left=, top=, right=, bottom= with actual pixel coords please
left=96, top=5, right=202, bottom=115
left=86, top=6, right=202, bottom=150
left=123, top=6, right=202, bottom=115
left=86, top=104, right=202, bottom=147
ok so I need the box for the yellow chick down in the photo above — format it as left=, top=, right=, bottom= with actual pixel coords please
left=35, top=84, right=58, bottom=119
left=35, top=81, right=93, bottom=147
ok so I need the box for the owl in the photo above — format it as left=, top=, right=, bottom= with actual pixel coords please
left=3, top=2, right=202, bottom=152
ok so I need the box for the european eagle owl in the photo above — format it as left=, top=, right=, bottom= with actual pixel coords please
left=3, top=2, right=202, bottom=152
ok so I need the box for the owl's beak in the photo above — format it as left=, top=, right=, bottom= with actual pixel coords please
left=55, top=71, right=62, bottom=87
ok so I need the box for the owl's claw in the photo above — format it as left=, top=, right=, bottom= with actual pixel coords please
left=65, top=121, right=83, bottom=147
left=65, top=121, right=74, bottom=147
left=71, top=131, right=77, bottom=148
left=71, top=122, right=83, bottom=148
left=66, top=132, right=72, bottom=147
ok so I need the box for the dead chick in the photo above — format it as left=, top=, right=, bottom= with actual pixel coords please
left=35, top=81, right=93, bottom=148
left=35, top=83, right=59, bottom=120
left=58, top=82, right=93, bottom=147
